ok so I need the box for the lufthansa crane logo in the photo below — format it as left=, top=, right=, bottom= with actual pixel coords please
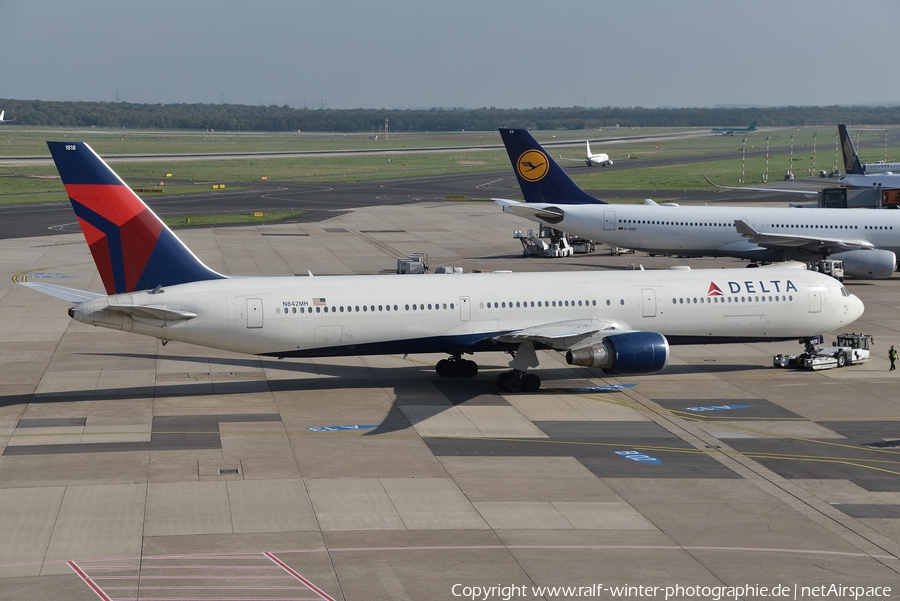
left=517, top=149, right=549, bottom=182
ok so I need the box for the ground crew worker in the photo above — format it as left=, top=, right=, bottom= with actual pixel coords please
left=890, top=345, right=897, bottom=372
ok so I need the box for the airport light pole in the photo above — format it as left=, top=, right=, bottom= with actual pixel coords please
left=765, top=136, right=770, bottom=182
left=741, top=138, right=746, bottom=183
left=835, top=132, right=839, bottom=173
left=789, top=134, right=794, bottom=178
left=813, top=133, right=817, bottom=173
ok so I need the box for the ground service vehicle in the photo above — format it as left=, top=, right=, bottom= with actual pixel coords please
left=773, top=333, right=872, bottom=370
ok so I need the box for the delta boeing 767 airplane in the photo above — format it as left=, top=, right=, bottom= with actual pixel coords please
left=495, top=128, right=900, bottom=279
left=20, top=142, right=863, bottom=392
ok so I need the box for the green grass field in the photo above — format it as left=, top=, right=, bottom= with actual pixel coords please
left=1, top=126, right=896, bottom=205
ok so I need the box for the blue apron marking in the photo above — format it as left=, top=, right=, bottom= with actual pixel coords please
left=307, top=424, right=379, bottom=432
left=684, top=404, right=752, bottom=412
left=568, top=383, right=637, bottom=393
left=614, top=450, right=661, bottom=465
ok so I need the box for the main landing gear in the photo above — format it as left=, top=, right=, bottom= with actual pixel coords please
left=496, top=370, right=541, bottom=393
left=435, top=355, right=478, bottom=378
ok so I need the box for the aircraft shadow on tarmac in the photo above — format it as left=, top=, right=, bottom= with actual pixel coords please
left=3, top=351, right=768, bottom=407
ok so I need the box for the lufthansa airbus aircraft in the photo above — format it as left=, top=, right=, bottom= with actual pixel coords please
left=495, top=128, right=900, bottom=279
left=21, top=142, right=863, bottom=392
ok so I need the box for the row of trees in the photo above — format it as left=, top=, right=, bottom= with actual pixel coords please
left=2, top=99, right=899, bottom=132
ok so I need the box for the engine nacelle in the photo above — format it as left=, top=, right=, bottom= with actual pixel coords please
left=831, top=249, right=896, bottom=279
left=566, top=332, right=670, bottom=374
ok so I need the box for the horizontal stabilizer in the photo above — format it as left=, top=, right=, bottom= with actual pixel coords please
left=106, top=304, right=197, bottom=322
left=17, top=281, right=104, bottom=303
left=493, top=198, right=565, bottom=223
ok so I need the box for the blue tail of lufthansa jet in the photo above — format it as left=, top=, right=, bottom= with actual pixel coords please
left=498, top=128, right=606, bottom=205
left=838, top=124, right=866, bottom=176
left=46, top=141, right=226, bottom=295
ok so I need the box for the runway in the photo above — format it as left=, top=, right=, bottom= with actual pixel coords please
left=2, top=198, right=900, bottom=599
left=0, top=165, right=812, bottom=240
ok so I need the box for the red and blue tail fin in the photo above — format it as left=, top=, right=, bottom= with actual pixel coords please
left=47, top=141, right=225, bottom=294
left=498, top=128, right=606, bottom=205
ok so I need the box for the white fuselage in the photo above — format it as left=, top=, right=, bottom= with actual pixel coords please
left=68, top=268, right=862, bottom=360
left=863, top=162, right=900, bottom=174
left=515, top=203, right=900, bottom=260
left=842, top=172, right=900, bottom=188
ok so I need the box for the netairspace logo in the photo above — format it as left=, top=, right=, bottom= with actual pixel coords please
left=450, top=583, right=893, bottom=600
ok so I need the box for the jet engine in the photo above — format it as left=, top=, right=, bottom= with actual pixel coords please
left=566, top=332, right=669, bottom=374
left=831, top=249, right=896, bottom=279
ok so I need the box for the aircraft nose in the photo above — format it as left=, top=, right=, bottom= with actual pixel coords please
left=849, top=294, right=865, bottom=322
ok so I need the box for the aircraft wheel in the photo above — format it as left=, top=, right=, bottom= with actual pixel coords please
left=436, top=359, right=449, bottom=377
left=523, top=373, right=541, bottom=392
left=461, top=360, right=478, bottom=378
left=496, top=372, right=511, bottom=390
left=505, top=373, right=524, bottom=393
left=445, top=360, right=460, bottom=378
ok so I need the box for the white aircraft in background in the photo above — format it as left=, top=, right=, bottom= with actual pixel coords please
left=559, top=140, right=613, bottom=167
left=0, top=111, right=15, bottom=123
left=20, top=141, right=862, bottom=393
left=860, top=160, right=900, bottom=174
left=711, top=122, right=757, bottom=136
left=704, top=124, right=900, bottom=194
left=838, top=124, right=900, bottom=189
left=495, top=128, right=900, bottom=279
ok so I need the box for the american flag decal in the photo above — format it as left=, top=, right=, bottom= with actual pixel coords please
left=313, top=298, right=326, bottom=306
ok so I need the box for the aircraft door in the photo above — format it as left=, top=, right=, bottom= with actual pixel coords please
left=603, top=211, right=616, bottom=231
left=246, top=298, right=263, bottom=328
left=459, top=297, right=471, bottom=321
left=808, top=287, right=821, bottom=313
left=641, top=289, right=657, bottom=318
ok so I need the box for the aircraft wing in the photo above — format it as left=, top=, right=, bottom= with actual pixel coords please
left=558, top=155, right=585, bottom=162
left=702, top=175, right=819, bottom=197
left=734, top=219, right=876, bottom=254
left=494, top=318, right=626, bottom=349
left=493, top=198, right=564, bottom=222
left=17, top=282, right=105, bottom=303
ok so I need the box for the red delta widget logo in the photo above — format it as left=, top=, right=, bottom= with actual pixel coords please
left=708, top=280, right=798, bottom=296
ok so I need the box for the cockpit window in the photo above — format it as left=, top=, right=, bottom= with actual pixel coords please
left=841, top=287, right=850, bottom=297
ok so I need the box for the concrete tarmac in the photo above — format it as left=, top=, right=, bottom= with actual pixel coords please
left=2, top=201, right=900, bottom=600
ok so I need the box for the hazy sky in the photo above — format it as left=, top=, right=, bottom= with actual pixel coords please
left=2, top=0, right=897, bottom=110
